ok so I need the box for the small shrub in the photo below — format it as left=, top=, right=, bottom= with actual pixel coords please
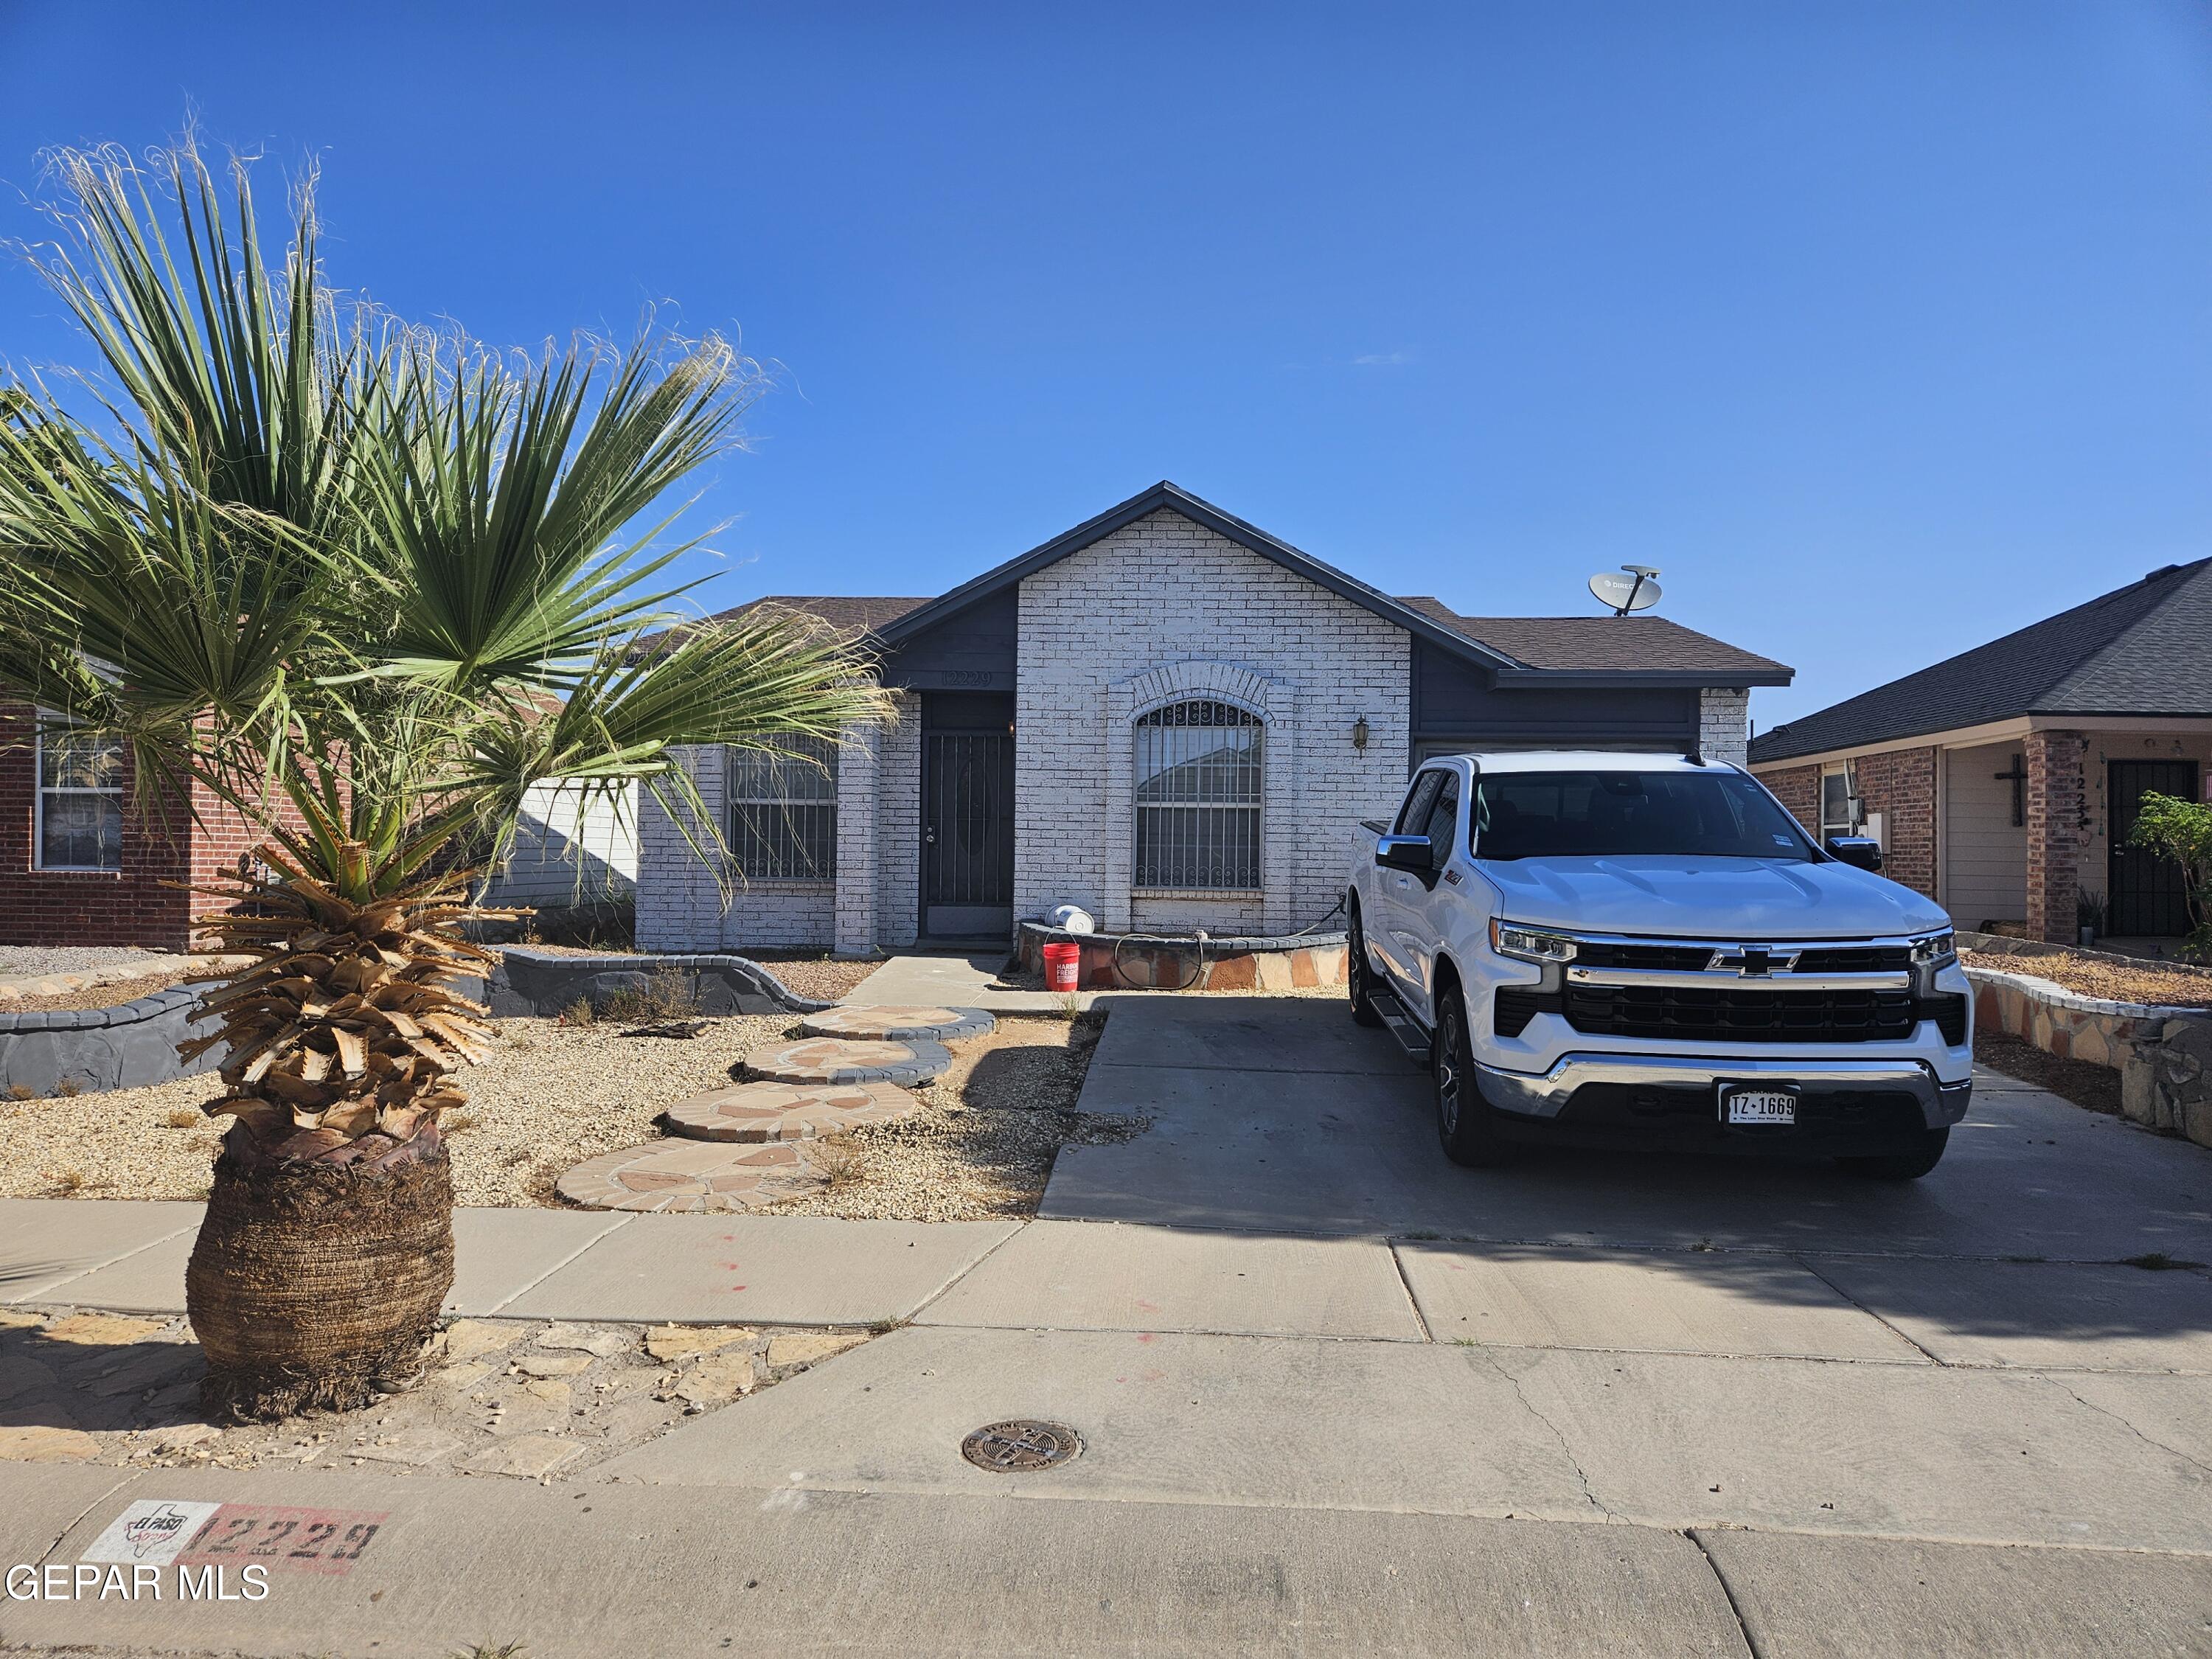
left=164, top=1108, right=201, bottom=1129
left=53, top=1079, right=82, bottom=1098
left=49, top=1169, right=86, bottom=1196
left=1056, top=991, right=1083, bottom=1021
left=5, top=1084, right=32, bottom=1102
left=605, top=969, right=701, bottom=1023
left=809, top=1135, right=869, bottom=1192
left=560, top=997, right=597, bottom=1027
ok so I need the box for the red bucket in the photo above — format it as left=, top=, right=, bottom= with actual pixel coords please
left=1042, top=941, right=1082, bottom=993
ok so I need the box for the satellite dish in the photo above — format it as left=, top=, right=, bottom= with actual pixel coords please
left=1589, top=565, right=1662, bottom=616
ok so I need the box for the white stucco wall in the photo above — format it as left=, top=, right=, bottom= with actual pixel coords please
left=1012, top=508, right=1411, bottom=935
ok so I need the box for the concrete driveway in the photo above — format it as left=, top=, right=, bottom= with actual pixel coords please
left=602, top=994, right=2212, bottom=1655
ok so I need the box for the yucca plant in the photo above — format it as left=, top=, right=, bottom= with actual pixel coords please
left=0, top=136, right=888, bottom=1416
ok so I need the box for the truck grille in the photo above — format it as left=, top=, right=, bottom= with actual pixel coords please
left=1562, top=984, right=1918, bottom=1044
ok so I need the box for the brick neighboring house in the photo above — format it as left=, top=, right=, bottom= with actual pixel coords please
left=0, top=706, right=271, bottom=950
left=1749, top=557, right=2212, bottom=946
left=637, top=481, right=1792, bottom=954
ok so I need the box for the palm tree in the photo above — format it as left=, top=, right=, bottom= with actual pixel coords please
left=0, top=138, right=888, bottom=1418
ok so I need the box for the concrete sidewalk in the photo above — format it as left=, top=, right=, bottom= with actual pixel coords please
left=0, top=1199, right=1019, bottom=1327
left=845, top=950, right=1099, bottom=1012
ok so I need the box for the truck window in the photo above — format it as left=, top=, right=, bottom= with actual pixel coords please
left=1394, top=769, right=1447, bottom=835
left=1421, top=775, right=1459, bottom=859
left=1471, top=771, right=1817, bottom=862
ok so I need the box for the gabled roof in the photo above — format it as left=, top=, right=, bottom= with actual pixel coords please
left=1749, top=557, right=2212, bottom=765
left=868, top=481, right=1787, bottom=687
left=704, top=595, right=933, bottom=636
left=1395, top=598, right=1790, bottom=679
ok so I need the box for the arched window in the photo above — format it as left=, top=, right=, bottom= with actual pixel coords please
left=1135, top=700, right=1262, bottom=889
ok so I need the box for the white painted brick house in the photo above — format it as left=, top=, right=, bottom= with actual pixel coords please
left=638, top=483, right=1790, bottom=954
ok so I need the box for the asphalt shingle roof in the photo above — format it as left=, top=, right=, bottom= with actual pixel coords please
left=1394, top=598, right=1789, bottom=677
left=1748, top=557, right=2212, bottom=765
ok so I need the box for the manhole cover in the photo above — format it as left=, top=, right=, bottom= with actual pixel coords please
left=961, top=1419, right=1082, bottom=1472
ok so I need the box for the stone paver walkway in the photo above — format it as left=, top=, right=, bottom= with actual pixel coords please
left=663, top=1079, right=921, bottom=1142
left=800, top=1003, right=996, bottom=1040
left=554, top=1140, right=824, bottom=1212
left=742, top=1034, right=951, bottom=1085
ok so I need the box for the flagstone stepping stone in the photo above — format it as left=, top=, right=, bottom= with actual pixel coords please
left=741, top=1036, right=951, bottom=1086
left=664, top=1079, right=921, bottom=1143
left=799, top=1004, right=995, bottom=1041
left=555, top=1140, right=825, bottom=1214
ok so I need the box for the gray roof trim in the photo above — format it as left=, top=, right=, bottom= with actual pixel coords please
left=875, top=481, right=1776, bottom=686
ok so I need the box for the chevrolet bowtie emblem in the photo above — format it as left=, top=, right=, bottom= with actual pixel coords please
left=1711, top=947, right=1795, bottom=976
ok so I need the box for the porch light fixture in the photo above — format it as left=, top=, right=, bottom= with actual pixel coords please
left=1352, top=716, right=1370, bottom=751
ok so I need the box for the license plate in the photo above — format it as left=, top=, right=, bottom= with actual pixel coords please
left=1722, top=1087, right=1797, bottom=1126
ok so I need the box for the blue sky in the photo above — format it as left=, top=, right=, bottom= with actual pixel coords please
left=1, top=1, right=2205, bottom=731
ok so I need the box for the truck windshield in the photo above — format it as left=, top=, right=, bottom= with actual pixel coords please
left=1472, top=771, right=1818, bottom=862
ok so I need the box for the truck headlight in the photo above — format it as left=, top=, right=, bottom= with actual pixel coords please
left=1490, top=919, right=1579, bottom=964
left=1910, top=931, right=1956, bottom=967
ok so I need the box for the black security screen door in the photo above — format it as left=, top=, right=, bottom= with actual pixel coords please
left=922, top=695, right=1015, bottom=940
left=2109, top=759, right=2197, bottom=936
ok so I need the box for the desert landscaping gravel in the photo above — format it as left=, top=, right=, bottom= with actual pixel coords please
left=1962, top=947, right=2212, bottom=1009
left=0, top=1009, right=1122, bottom=1217
left=0, top=1013, right=790, bottom=1205
left=0, top=946, right=181, bottom=980
left=0, top=968, right=198, bottom=1013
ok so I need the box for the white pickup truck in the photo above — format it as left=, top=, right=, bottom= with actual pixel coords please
left=1346, top=751, right=1974, bottom=1178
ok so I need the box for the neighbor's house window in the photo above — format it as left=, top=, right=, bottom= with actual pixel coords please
left=36, top=725, right=125, bottom=871
left=1819, top=768, right=1854, bottom=843
left=726, top=737, right=837, bottom=880
left=1134, top=700, right=1262, bottom=889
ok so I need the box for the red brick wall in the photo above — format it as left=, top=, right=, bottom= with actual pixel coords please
left=2025, top=729, right=2084, bottom=945
left=0, top=704, right=192, bottom=948
left=1854, top=746, right=1938, bottom=901
left=0, top=705, right=291, bottom=951
left=1759, top=764, right=1820, bottom=836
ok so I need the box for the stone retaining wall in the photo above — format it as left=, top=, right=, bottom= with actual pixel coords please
left=1958, top=933, right=2212, bottom=1150
left=1018, top=922, right=1348, bottom=992
left=0, top=988, right=223, bottom=1098
left=476, top=949, right=829, bottom=1018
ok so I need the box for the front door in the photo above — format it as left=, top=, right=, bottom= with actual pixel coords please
left=2109, top=759, right=2197, bottom=936
left=922, top=694, right=1016, bottom=941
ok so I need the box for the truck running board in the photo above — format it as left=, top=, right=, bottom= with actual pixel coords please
left=1370, top=988, right=1432, bottom=1067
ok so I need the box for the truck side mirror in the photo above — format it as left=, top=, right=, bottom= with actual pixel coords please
left=1825, top=835, right=1884, bottom=873
left=1376, top=834, right=1436, bottom=875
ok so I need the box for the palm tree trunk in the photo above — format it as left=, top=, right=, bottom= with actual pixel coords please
left=187, top=1118, right=456, bottom=1420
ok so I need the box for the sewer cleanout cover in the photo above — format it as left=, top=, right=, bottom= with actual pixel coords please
left=960, top=1419, right=1084, bottom=1472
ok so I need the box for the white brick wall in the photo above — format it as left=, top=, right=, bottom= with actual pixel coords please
left=875, top=693, right=921, bottom=949
left=634, top=744, right=838, bottom=951
left=1013, top=509, right=1411, bottom=934
left=1700, top=688, right=1750, bottom=767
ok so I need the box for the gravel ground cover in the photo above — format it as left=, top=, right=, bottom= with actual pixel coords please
left=0, top=969, right=198, bottom=1014
left=1962, top=947, right=2212, bottom=1008
left=1976, top=1034, right=2124, bottom=1116
left=0, top=946, right=181, bottom=980
left=0, top=1306, right=872, bottom=1477
left=761, top=1012, right=1132, bottom=1222
left=0, top=1014, right=790, bottom=1203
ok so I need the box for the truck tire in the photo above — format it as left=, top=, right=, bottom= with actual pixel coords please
left=1433, top=981, right=1512, bottom=1167
left=1837, top=1127, right=1949, bottom=1180
left=1348, top=906, right=1383, bottom=1027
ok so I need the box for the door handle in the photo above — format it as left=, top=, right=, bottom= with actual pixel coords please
left=925, top=827, right=937, bottom=846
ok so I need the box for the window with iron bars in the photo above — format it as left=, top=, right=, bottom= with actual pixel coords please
left=726, top=736, right=838, bottom=880
left=1134, top=700, right=1262, bottom=890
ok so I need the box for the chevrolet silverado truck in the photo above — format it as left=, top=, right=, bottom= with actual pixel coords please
left=1346, top=750, right=1972, bottom=1178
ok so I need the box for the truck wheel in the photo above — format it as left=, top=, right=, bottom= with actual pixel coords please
left=1837, top=1128, right=1949, bottom=1180
left=1348, top=908, right=1383, bottom=1027
left=1434, top=983, right=1512, bottom=1167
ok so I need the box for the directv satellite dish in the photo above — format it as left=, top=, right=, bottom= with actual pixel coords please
left=1589, top=564, right=1662, bottom=616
